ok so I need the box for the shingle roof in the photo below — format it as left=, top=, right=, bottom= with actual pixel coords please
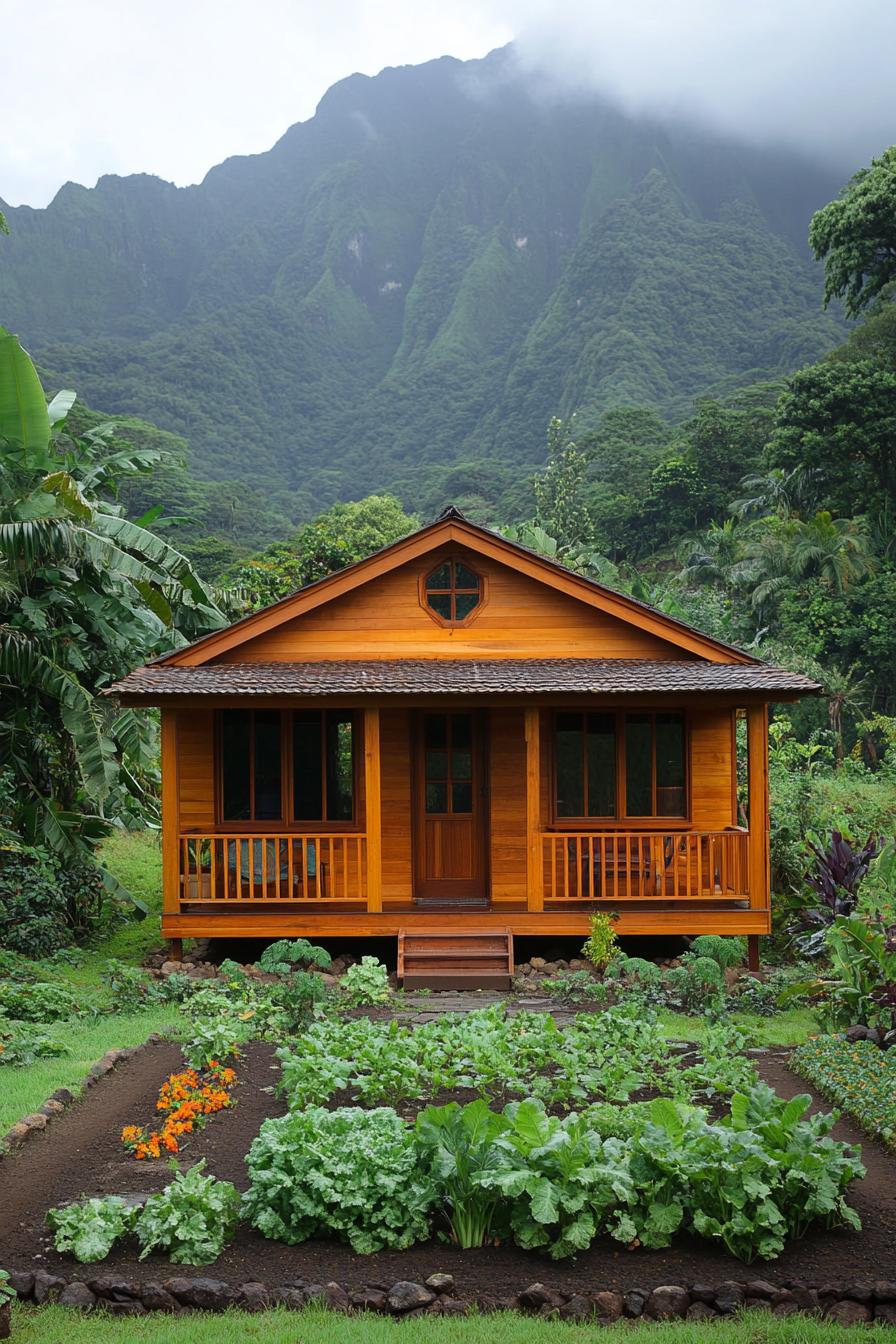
left=104, top=658, right=820, bottom=700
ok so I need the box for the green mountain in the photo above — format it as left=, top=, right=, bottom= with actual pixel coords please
left=0, top=45, right=844, bottom=517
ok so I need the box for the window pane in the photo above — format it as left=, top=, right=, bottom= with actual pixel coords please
left=326, top=713, right=354, bottom=821
left=452, top=782, right=473, bottom=813
left=454, top=562, right=480, bottom=591
left=625, top=714, right=653, bottom=816
left=585, top=713, right=616, bottom=816
left=253, top=710, right=282, bottom=820
left=452, top=749, right=472, bottom=781
left=426, top=749, right=449, bottom=780
left=454, top=591, right=479, bottom=620
left=221, top=711, right=251, bottom=820
left=426, top=563, right=451, bottom=590
left=656, top=713, right=686, bottom=817
left=556, top=713, right=584, bottom=817
left=427, top=592, right=452, bottom=619
left=426, top=782, right=448, bottom=813
left=451, top=714, right=472, bottom=750
left=293, top=712, right=323, bottom=820
left=424, top=715, right=447, bottom=749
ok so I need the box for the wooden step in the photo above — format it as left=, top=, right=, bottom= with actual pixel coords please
left=398, top=928, right=513, bottom=991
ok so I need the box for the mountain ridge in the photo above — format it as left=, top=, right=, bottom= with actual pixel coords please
left=0, top=44, right=844, bottom=516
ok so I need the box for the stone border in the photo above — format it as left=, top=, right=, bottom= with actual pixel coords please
left=7, top=1272, right=896, bottom=1324
left=1, top=1035, right=166, bottom=1155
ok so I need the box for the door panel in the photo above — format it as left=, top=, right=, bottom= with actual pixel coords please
left=414, top=712, right=488, bottom=902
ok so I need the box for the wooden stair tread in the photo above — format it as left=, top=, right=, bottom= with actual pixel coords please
left=398, top=928, right=514, bottom=990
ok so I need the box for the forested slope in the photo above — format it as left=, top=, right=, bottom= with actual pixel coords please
left=0, top=46, right=843, bottom=515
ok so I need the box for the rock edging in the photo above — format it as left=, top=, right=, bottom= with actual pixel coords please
left=1, top=1034, right=165, bottom=1155
left=7, top=1271, right=896, bottom=1324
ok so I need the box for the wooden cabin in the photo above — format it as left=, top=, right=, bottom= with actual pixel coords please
left=107, top=508, right=818, bottom=982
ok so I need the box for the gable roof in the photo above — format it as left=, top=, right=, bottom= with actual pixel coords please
left=158, top=507, right=757, bottom=668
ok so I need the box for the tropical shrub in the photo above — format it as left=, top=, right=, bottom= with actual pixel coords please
left=690, top=934, right=746, bottom=969
left=134, top=1161, right=240, bottom=1265
left=796, top=831, right=881, bottom=954
left=47, top=1197, right=137, bottom=1262
left=256, top=938, right=331, bottom=974
left=817, top=914, right=896, bottom=1031
left=340, top=956, right=390, bottom=1005
left=0, top=852, right=105, bottom=958
left=793, top=1034, right=896, bottom=1148
left=243, top=1106, right=435, bottom=1253
left=581, top=912, right=619, bottom=971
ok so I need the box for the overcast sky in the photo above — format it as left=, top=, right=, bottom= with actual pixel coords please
left=3, top=0, right=894, bottom=209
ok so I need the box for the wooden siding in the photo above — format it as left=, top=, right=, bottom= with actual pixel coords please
left=214, top=548, right=687, bottom=664
left=381, top=709, right=413, bottom=905
left=690, top=708, right=736, bottom=830
left=490, top=708, right=528, bottom=904
left=176, top=709, right=215, bottom=829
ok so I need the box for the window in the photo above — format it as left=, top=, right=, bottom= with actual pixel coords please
left=553, top=710, right=686, bottom=821
left=423, top=557, right=482, bottom=623
left=219, top=710, right=355, bottom=825
left=423, top=713, right=474, bottom=815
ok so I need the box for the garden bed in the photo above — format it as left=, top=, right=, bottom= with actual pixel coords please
left=1, top=1036, right=895, bottom=1306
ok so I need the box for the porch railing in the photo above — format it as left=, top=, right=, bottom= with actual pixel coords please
left=543, top=829, right=749, bottom=904
left=179, top=833, right=366, bottom=904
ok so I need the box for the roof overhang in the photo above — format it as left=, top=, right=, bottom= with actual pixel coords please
left=103, top=658, right=821, bottom=706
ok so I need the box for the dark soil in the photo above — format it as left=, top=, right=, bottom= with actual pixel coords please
left=1, top=1039, right=894, bottom=1297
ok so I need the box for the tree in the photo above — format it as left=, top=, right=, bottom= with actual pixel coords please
left=225, top=494, right=419, bottom=609
left=788, top=512, right=872, bottom=595
left=533, top=418, right=592, bottom=558
left=809, top=146, right=896, bottom=317
left=0, top=327, right=226, bottom=872
left=767, top=360, right=896, bottom=516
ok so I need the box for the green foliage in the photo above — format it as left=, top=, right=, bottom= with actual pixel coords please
left=243, top=1106, right=435, bottom=1253
left=0, top=850, right=107, bottom=957
left=224, top=496, right=417, bottom=610
left=0, top=1023, right=69, bottom=1066
left=181, top=1016, right=251, bottom=1072
left=277, top=1002, right=751, bottom=1113
left=134, top=1161, right=240, bottom=1265
left=415, top=1098, right=510, bottom=1247
left=794, top=1033, right=896, bottom=1148
left=581, top=912, right=619, bottom=972
left=47, top=1196, right=138, bottom=1263
left=665, top=956, right=724, bottom=1011
left=690, top=935, right=746, bottom=969
left=340, top=956, right=390, bottom=1005
left=810, top=146, right=896, bottom=317
left=256, top=939, right=331, bottom=974
left=0, top=978, right=79, bottom=1023
left=539, top=970, right=609, bottom=1004
left=819, top=914, right=896, bottom=1032
left=0, top=1268, right=13, bottom=1306
left=479, top=1099, right=633, bottom=1260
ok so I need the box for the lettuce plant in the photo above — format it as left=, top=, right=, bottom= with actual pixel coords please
left=48, top=1197, right=137, bottom=1262
left=243, top=1106, right=435, bottom=1253
left=340, top=956, right=390, bottom=1005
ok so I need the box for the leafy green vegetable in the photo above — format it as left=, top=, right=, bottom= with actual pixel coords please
left=416, top=1099, right=510, bottom=1247
left=340, top=956, right=390, bottom=1005
left=256, top=939, right=331, bottom=974
left=243, top=1106, right=435, bottom=1254
left=794, top=1032, right=896, bottom=1148
left=47, top=1196, right=137, bottom=1263
left=134, top=1161, right=240, bottom=1265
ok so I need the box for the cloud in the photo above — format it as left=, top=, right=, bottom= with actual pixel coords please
left=495, top=0, right=895, bottom=170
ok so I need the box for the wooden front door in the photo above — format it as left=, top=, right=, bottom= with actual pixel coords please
left=414, top=711, right=488, bottom=903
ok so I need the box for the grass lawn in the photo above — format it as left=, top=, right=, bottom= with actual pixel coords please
left=10, top=1306, right=886, bottom=1344
left=660, top=1007, right=818, bottom=1047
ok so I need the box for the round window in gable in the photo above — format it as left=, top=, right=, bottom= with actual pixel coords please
left=423, top=558, right=483, bottom=624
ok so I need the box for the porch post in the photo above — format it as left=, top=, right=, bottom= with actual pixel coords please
left=363, top=707, right=383, bottom=912
left=160, top=709, right=181, bottom=946
left=525, top=708, right=543, bottom=912
left=746, top=702, right=770, bottom=929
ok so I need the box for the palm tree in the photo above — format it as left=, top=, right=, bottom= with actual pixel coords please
left=788, top=511, right=872, bottom=593
left=823, top=663, right=873, bottom=765
left=730, top=465, right=822, bottom=520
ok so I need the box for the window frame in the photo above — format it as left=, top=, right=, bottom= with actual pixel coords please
left=550, top=708, right=691, bottom=828
left=215, top=708, right=361, bottom=831
left=419, top=555, right=487, bottom=627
